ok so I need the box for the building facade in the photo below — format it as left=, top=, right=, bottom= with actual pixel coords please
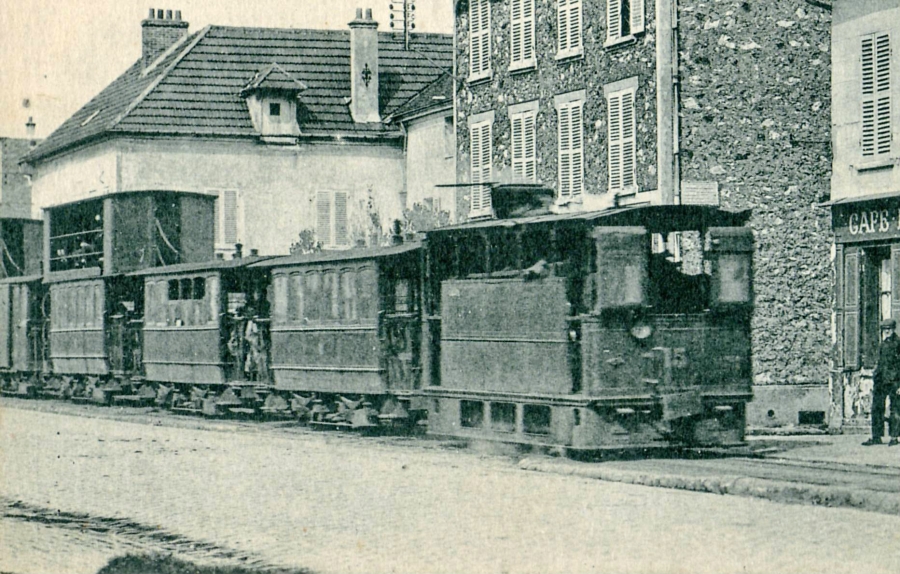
left=830, top=0, right=900, bottom=430
left=455, top=0, right=834, bottom=426
left=25, top=9, right=454, bottom=260
left=0, top=126, right=42, bottom=278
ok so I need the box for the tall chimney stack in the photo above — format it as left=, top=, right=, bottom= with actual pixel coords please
left=348, top=8, right=380, bottom=123
left=25, top=116, right=36, bottom=147
left=142, top=8, right=188, bottom=71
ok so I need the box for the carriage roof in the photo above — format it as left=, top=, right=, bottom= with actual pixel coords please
left=247, top=241, right=421, bottom=270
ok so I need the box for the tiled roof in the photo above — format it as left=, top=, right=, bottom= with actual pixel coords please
left=240, top=62, right=308, bottom=95
left=388, top=73, right=453, bottom=120
left=26, top=26, right=452, bottom=163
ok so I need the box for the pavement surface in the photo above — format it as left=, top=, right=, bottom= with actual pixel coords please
left=2, top=398, right=900, bottom=574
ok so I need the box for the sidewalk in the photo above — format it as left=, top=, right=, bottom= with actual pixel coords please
left=520, top=433, right=900, bottom=516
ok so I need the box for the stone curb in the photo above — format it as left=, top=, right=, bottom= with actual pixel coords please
left=518, top=458, right=900, bottom=516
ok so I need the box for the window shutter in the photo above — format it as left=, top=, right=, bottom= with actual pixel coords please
left=630, top=0, right=645, bottom=36
left=844, top=249, right=860, bottom=370
left=621, top=91, right=636, bottom=189
left=608, top=93, right=623, bottom=191
left=558, top=104, right=572, bottom=197
left=571, top=102, right=583, bottom=196
left=523, top=0, right=534, bottom=63
left=862, top=33, right=892, bottom=158
left=558, top=0, right=570, bottom=53
left=470, top=121, right=492, bottom=214
left=317, top=191, right=332, bottom=247
left=511, top=110, right=537, bottom=182
left=511, top=0, right=523, bottom=65
left=222, top=190, right=238, bottom=245
left=334, top=191, right=348, bottom=247
left=569, top=0, right=582, bottom=52
left=469, top=0, right=491, bottom=78
left=608, top=90, right=636, bottom=192
left=523, top=112, right=536, bottom=181
left=607, top=0, right=621, bottom=43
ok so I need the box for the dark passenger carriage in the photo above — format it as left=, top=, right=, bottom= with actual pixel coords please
left=133, top=256, right=273, bottom=415
left=251, top=242, right=423, bottom=427
left=422, top=204, right=753, bottom=450
left=0, top=274, right=47, bottom=396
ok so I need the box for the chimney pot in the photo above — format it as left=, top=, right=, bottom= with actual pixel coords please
left=356, top=8, right=363, bottom=19
left=365, top=8, right=373, bottom=20
left=142, top=9, right=189, bottom=71
left=148, top=8, right=155, bottom=18
left=175, top=10, right=181, bottom=20
left=156, top=8, right=164, bottom=18
left=166, top=9, right=172, bottom=19
left=234, top=243, right=243, bottom=259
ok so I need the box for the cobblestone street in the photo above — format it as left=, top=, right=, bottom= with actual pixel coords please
left=2, top=401, right=900, bottom=574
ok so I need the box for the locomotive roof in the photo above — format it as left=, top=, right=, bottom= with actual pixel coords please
left=127, top=255, right=277, bottom=277
left=248, top=241, right=421, bottom=269
left=427, top=205, right=752, bottom=235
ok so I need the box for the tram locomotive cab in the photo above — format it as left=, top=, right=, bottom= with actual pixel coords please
left=423, top=205, right=753, bottom=450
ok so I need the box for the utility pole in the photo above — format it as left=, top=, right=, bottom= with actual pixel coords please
left=389, top=1, right=416, bottom=50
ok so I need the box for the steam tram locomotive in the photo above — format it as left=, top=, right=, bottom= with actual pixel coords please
left=0, top=191, right=753, bottom=450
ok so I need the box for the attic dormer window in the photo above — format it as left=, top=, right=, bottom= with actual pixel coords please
left=240, top=62, right=307, bottom=144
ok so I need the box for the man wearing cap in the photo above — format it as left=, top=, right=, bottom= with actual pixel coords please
left=863, top=318, right=900, bottom=446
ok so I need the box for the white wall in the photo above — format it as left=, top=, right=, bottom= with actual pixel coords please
left=30, top=141, right=119, bottom=218
left=832, top=3, right=900, bottom=199
left=405, top=111, right=457, bottom=222
left=32, top=137, right=407, bottom=256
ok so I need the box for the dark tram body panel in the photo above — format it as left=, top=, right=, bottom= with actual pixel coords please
left=423, top=205, right=754, bottom=449
left=260, top=243, right=423, bottom=416
left=48, top=273, right=109, bottom=375
left=136, top=257, right=271, bottom=387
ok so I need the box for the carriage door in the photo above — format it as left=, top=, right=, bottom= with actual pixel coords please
left=383, top=268, right=420, bottom=391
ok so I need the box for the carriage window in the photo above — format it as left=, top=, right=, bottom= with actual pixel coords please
left=394, top=280, right=410, bottom=312
left=357, top=267, right=378, bottom=320
left=461, top=400, right=485, bottom=428
left=341, top=270, right=357, bottom=321
left=523, top=404, right=551, bottom=435
left=322, top=271, right=338, bottom=320
left=168, top=279, right=180, bottom=300
left=192, top=278, right=206, bottom=300
left=490, top=402, right=516, bottom=433
left=304, top=272, right=321, bottom=321
left=180, top=279, right=192, bottom=301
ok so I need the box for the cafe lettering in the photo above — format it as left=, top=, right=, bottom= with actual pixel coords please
left=833, top=200, right=900, bottom=243
left=848, top=209, right=896, bottom=235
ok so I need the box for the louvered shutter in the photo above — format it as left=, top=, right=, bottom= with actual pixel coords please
left=621, top=91, right=636, bottom=189
left=608, top=93, right=623, bottom=191
left=317, top=191, right=332, bottom=247
left=523, top=112, right=536, bottom=181
left=630, top=0, right=645, bottom=36
left=608, top=90, right=635, bottom=192
left=511, top=0, right=523, bottom=65
left=511, top=110, right=537, bottom=182
left=571, top=102, right=583, bottom=196
left=558, top=0, right=570, bottom=53
left=222, top=190, right=238, bottom=245
left=607, top=0, right=621, bottom=42
left=558, top=0, right=582, bottom=54
left=334, top=191, right=348, bottom=247
left=558, top=104, right=572, bottom=197
left=470, top=121, right=492, bottom=214
left=844, top=249, right=861, bottom=370
left=522, top=0, right=534, bottom=63
left=862, top=33, right=892, bottom=158
left=834, top=245, right=845, bottom=366
left=469, top=0, right=491, bottom=79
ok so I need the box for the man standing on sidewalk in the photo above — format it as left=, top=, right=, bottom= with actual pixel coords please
left=863, top=318, right=900, bottom=446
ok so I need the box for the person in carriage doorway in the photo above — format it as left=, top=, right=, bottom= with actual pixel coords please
left=863, top=318, right=900, bottom=446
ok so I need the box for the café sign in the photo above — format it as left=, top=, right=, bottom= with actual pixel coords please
left=833, top=199, right=900, bottom=243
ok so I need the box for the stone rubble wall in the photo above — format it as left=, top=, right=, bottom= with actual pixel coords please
left=678, top=0, right=833, bottom=387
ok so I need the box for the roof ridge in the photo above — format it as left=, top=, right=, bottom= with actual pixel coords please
left=108, top=25, right=213, bottom=132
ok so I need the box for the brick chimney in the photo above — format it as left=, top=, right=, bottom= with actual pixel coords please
left=142, top=8, right=188, bottom=71
left=348, top=8, right=380, bottom=123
